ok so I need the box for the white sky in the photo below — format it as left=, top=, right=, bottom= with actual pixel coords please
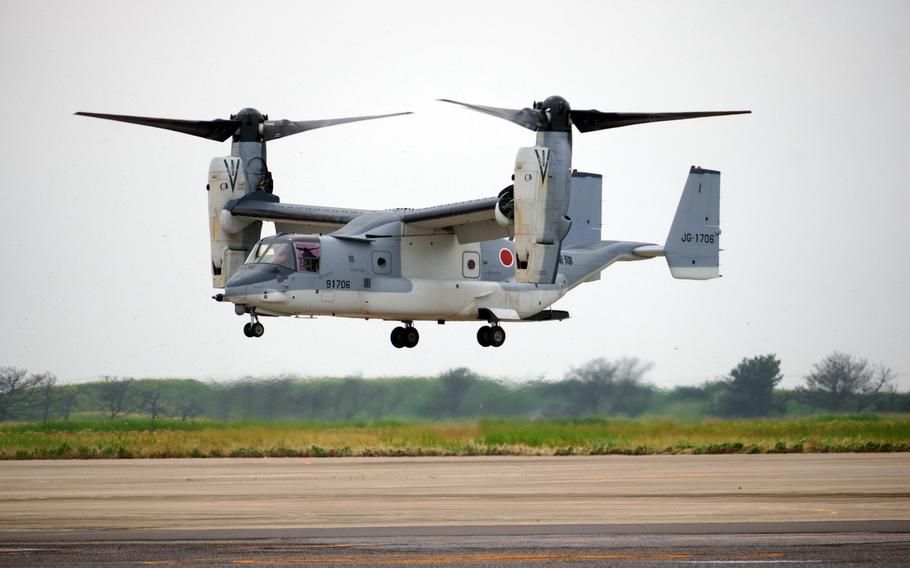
left=1, top=0, right=908, bottom=389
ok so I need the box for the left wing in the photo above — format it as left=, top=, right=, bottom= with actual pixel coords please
left=227, top=192, right=508, bottom=243
left=226, top=193, right=372, bottom=234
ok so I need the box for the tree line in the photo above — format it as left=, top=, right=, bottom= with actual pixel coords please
left=1, top=352, right=906, bottom=423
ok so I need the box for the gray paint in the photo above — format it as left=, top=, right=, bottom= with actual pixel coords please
left=564, top=171, right=603, bottom=247
left=227, top=233, right=412, bottom=300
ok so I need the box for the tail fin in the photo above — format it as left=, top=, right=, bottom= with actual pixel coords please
left=664, top=166, right=721, bottom=279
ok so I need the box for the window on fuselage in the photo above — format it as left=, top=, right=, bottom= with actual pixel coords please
left=294, top=241, right=321, bottom=273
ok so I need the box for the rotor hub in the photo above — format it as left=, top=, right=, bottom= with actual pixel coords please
left=537, top=95, right=571, bottom=132
left=232, top=107, right=265, bottom=142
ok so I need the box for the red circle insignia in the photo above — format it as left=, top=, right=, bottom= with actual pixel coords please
left=499, top=248, right=514, bottom=267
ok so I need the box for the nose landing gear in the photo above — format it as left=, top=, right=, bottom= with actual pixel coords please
left=477, top=324, right=505, bottom=348
left=243, top=315, right=265, bottom=338
left=390, top=323, right=419, bottom=348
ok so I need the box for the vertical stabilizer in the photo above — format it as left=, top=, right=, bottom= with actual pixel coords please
left=563, top=171, right=602, bottom=247
left=664, top=166, right=721, bottom=280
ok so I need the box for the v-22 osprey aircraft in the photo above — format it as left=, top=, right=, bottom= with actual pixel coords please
left=77, top=97, right=748, bottom=348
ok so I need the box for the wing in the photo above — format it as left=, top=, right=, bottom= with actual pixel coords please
left=226, top=194, right=372, bottom=234
left=401, top=196, right=508, bottom=243
left=227, top=193, right=508, bottom=243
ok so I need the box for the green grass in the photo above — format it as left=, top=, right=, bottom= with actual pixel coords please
left=1, top=415, right=908, bottom=459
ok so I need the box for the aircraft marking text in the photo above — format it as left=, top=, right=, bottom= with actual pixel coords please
left=681, top=233, right=716, bottom=244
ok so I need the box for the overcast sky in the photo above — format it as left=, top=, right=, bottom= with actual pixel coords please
left=1, top=0, right=907, bottom=388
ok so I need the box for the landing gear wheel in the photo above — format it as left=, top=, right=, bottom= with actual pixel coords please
left=489, top=325, right=506, bottom=347
left=403, top=327, right=419, bottom=348
left=477, top=326, right=491, bottom=347
left=243, top=322, right=253, bottom=338
left=251, top=322, right=265, bottom=338
left=390, top=326, right=405, bottom=348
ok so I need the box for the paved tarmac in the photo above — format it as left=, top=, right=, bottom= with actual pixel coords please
left=2, top=526, right=910, bottom=567
left=1, top=455, right=908, bottom=566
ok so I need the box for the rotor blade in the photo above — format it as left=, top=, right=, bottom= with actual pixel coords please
left=570, top=110, right=751, bottom=133
left=75, top=112, right=240, bottom=141
left=263, top=112, right=412, bottom=141
left=437, top=99, right=547, bottom=131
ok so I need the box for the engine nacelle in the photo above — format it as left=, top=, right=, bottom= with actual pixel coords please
left=208, top=157, right=261, bottom=288
left=494, top=185, right=514, bottom=227
left=512, top=145, right=572, bottom=284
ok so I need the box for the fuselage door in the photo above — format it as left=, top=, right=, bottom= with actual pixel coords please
left=462, top=251, right=480, bottom=279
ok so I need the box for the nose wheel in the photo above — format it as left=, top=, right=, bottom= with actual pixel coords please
left=391, top=324, right=419, bottom=348
left=477, top=325, right=505, bottom=348
left=243, top=317, right=264, bottom=338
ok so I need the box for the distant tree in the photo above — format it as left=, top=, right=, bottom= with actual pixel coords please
left=138, top=386, right=166, bottom=420
left=0, top=367, right=45, bottom=421
left=262, top=378, right=292, bottom=420
left=338, top=377, right=369, bottom=420
left=424, top=368, right=478, bottom=418
left=562, top=358, right=652, bottom=416
left=33, top=372, right=58, bottom=422
left=57, top=385, right=81, bottom=420
left=175, top=399, right=203, bottom=421
left=440, top=367, right=477, bottom=416
left=799, top=352, right=895, bottom=412
left=157, top=379, right=210, bottom=422
left=716, top=354, right=783, bottom=417
left=97, top=376, right=132, bottom=420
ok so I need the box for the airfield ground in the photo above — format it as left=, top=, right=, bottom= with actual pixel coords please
left=1, top=454, right=908, bottom=566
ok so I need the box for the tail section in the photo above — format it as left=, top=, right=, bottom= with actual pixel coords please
left=664, top=166, right=721, bottom=279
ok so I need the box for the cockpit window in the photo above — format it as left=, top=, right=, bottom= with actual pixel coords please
left=245, top=242, right=296, bottom=271
left=247, top=242, right=268, bottom=263
left=294, top=241, right=321, bottom=273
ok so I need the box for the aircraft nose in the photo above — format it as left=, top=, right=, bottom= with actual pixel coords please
left=224, top=264, right=284, bottom=301
left=224, top=282, right=246, bottom=301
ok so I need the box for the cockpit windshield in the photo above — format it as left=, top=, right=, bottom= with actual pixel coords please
left=245, top=242, right=296, bottom=271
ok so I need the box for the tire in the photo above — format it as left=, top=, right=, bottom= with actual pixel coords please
left=476, top=326, right=491, bottom=347
left=251, top=322, right=265, bottom=337
left=243, top=323, right=253, bottom=338
left=390, top=327, right=405, bottom=348
left=403, top=327, right=419, bottom=348
left=489, top=325, right=506, bottom=347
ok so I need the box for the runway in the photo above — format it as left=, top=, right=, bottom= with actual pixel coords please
left=1, top=455, right=909, bottom=566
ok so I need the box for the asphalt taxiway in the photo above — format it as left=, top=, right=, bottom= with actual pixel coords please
left=1, top=455, right=908, bottom=566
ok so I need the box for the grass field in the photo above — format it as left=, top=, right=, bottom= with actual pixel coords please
left=1, top=415, right=908, bottom=459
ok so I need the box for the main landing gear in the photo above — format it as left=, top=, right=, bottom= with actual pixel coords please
left=243, top=315, right=264, bottom=338
left=390, top=323, right=419, bottom=348
left=477, top=324, right=506, bottom=348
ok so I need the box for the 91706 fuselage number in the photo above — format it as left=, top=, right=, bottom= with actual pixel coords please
left=325, top=279, right=351, bottom=289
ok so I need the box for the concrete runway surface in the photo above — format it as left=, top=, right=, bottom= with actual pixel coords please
left=1, top=454, right=909, bottom=566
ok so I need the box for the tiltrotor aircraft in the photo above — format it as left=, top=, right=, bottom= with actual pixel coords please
left=77, top=97, right=748, bottom=348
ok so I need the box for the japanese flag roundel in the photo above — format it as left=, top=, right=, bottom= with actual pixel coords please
left=499, top=248, right=514, bottom=267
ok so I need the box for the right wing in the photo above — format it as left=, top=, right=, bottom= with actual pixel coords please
left=401, top=196, right=509, bottom=243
